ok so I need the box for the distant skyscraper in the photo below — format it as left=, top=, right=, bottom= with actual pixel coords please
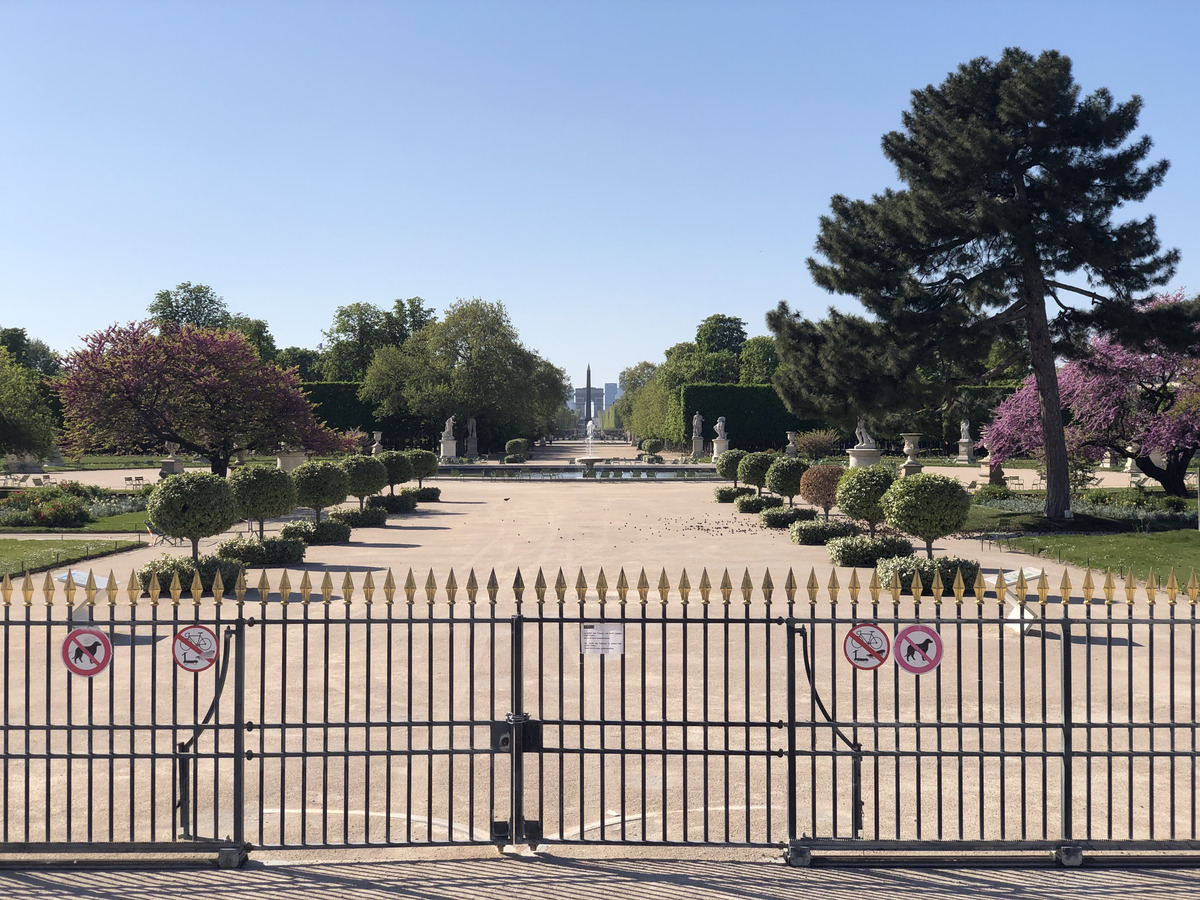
left=604, top=382, right=619, bottom=410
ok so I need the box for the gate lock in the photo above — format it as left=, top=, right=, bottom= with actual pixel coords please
left=491, top=717, right=542, bottom=752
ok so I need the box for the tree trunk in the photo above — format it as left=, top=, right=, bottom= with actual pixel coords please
left=1022, top=277, right=1071, bottom=521
left=925, top=538, right=933, bottom=559
left=210, top=456, right=229, bottom=477
left=258, top=519, right=265, bottom=540
left=190, top=537, right=200, bottom=563
left=1135, top=453, right=1190, bottom=497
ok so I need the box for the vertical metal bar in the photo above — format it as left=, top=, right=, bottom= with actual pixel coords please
left=233, top=610, right=246, bottom=845
left=509, top=615, right=526, bottom=843
left=1060, top=618, right=1072, bottom=842
left=786, top=619, right=797, bottom=846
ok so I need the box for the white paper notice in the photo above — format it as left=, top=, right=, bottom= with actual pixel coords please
left=580, top=622, right=624, bottom=656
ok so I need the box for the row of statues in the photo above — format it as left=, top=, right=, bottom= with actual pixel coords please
left=691, top=412, right=727, bottom=441
left=689, top=414, right=972, bottom=450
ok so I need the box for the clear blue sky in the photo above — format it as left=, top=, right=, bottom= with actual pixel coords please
left=2, top=0, right=1197, bottom=389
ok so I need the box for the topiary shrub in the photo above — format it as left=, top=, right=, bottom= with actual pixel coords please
left=799, top=465, right=845, bottom=521
left=415, top=486, right=441, bottom=502
left=789, top=519, right=859, bottom=545
left=760, top=506, right=816, bottom=528
left=505, top=439, right=530, bottom=460
left=714, top=485, right=756, bottom=503
left=881, top=473, right=971, bottom=558
left=973, top=483, right=1012, bottom=502
left=875, top=555, right=981, bottom=596
left=137, top=554, right=244, bottom=595
left=826, top=534, right=914, bottom=568
left=714, top=449, right=748, bottom=487
left=640, top=453, right=664, bottom=464
left=405, top=449, right=439, bottom=487
left=642, top=438, right=664, bottom=455
left=792, top=428, right=842, bottom=463
left=368, top=493, right=419, bottom=514
left=291, top=460, right=350, bottom=523
left=216, top=534, right=306, bottom=566
left=329, top=506, right=388, bottom=528
left=737, top=452, right=775, bottom=497
left=734, top=493, right=783, bottom=514
left=766, top=457, right=807, bottom=506
left=279, top=518, right=352, bottom=545
left=341, top=455, right=388, bottom=510
left=147, top=472, right=240, bottom=562
left=228, top=467, right=296, bottom=539
left=505, top=454, right=526, bottom=464
left=835, top=465, right=896, bottom=538
left=377, top=450, right=414, bottom=495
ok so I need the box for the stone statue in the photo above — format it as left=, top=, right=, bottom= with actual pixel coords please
left=442, top=416, right=455, bottom=439
left=467, top=417, right=477, bottom=439
left=854, top=417, right=876, bottom=450
left=692, top=411, right=703, bottom=439
left=714, top=417, right=727, bottom=440
left=960, top=418, right=972, bottom=441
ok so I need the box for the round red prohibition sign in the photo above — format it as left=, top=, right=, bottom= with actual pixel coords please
left=843, top=623, right=890, bottom=671
left=895, top=624, right=944, bottom=674
left=62, top=627, right=113, bottom=678
left=173, top=625, right=219, bottom=673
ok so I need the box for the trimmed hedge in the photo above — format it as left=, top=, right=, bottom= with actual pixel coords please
left=734, top=494, right=783, bottom=514
left=415, top=486, right=441, bottom=502
left=368, top=493, right=419, bottom=513
left=279, top=519, right=353, bottom=545
left=215, top=535, right=306, bottom=566
left=825, top=535, right=914, bottom=568
left=714, top=486, right=756, bottom=503
left=789, top=519, right=860, bottom=545
left=136, top=554, right=244, bottom=594
left=760, top=506, right=816, bottom=529
left=875, top=556, right=982, bottom=596
left=680, top=383, right=821, bottom=452
left=330, top=506, right=388, bottom=528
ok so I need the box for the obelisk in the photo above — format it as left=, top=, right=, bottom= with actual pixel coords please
left=585, top=364, right=593, bottom=423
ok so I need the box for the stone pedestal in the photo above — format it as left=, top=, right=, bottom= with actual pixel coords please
left=712, top=438, right=730, bottom=457
left=846, top=448, right=882, bottom=468
left=275, top=450, right=307, bottom=472
left=692, top=437, right=705, bottom=458
left=466, top=436, right=478, bottom=458
left=159, top=457, right=185, bottom=477
left=957, top=440, right=976, bottom=464
left=785, top=432, right=798, bottom=458
left=440, top=437, right=458, bottom=461
left=982, top=463, right=1005, bottom=486
left=900, top=433, right=923, bottom=477
left=370, top=431, right=384, bottom=455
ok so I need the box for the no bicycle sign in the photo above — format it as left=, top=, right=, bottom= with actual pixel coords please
left=843, top=623, right=890, bottom=671
left=173, top=625, right=219, bottom=673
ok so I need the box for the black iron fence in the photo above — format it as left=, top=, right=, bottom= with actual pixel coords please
left=0, top=564, right=1197, bottom=866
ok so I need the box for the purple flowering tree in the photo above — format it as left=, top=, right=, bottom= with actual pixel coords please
left=983, top=292, right=1200, bottom=496
left=57, top=322, right=356, bottom=476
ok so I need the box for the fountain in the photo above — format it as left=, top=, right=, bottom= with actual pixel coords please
left=577, top=419, right=605, bottom=477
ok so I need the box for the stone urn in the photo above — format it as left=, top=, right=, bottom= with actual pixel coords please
left=370, top=431, right=384, bottom=455
left=276, top=446, right=308, bottom=472
left=900, top=433, right=923, bottom=477
left=785, top=431, right=798, bottom=458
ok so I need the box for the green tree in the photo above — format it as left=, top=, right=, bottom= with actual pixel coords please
left=0, top=327, right=59, bottom=376
left=292, top=460, right=350, bottom=523
left=835, top=465, right=895, bottom=538
left=612, top=361, right=657, bottom=429
left=881, top=473, right=970, bottom=558
left=738, top=336, right=778, bottom=385
left=321, top=302, right=392, bottom=381
left=695, top=315, right=747, bottom=356
left=148, top=282, right=231, bottom=328
left=147, top=472, right=240, bottom=562
left=737, top=452, right=774, bottom=496
left=228, top=466, right=296, bottom=539
left=799, top=465, right=845, bottom=521
left=275, top=347, right=325, bottom=381
left=404, top=449, right=439, bottom=487
left=713, top=449, right=748, bottom=487
left=342, top=455, right=388, bottom=510
left=765, top=457, right=807, bottom=507
left=793, top=48, right=1182, bottom=521
left=377, top=450, right=413, bottom=495
left=0, top=347, right=55, bottom=458
left=228, top=315, right=277, bottom=361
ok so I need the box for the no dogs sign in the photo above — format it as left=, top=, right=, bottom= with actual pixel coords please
left=62, top=628, right=113, bottom=678
left=895, top=624, right=943, bottom=675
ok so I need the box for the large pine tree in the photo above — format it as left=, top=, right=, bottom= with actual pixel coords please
left=784, top=48, right=1182, bottom=520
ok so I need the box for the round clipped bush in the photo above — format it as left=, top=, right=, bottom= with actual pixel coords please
left=368, top=492, right=419, bottom=514
left=641, top=438, right=665, bottom=455
left=415, top=486, right=441, bottom=502
left=147, top=472, right=240, bottom=561
left=875, top=555, right=981, bottom=596
left=737, top=452, right=775, bottom=497
left=505, top=454, right=525, bottom=464
left=228, top=466, right=296, bottom=539
left=881, top=473, right=971, bottom=558
left=329, top=506, right=388, bottom=528
left=789, top=519, right=859, bottom=545
left=799, top=464, right=846, bottom=521
left=342, top=455, right=388, bottom=510
left=216, top=534, right=306, bottom=567
left=734, top=493, right=783, bottom=514
left=714, top=485, right=756, bottom=503
left=377, top=451, right=413, bottom=495
left=760, top=506, right=816, bottom=529
left=973, top=483, right=1012, bottom=502
left=279, top=518, right=352, bottom=545
left=835, top=465, right=895, bottom=538
left=292, top=460, right=350, bottom=523
left=765, top=457, right=807, bottom=506
left=714, top=449, right=748, bottom=487
left=405, top=449, right=440, bottom=487
left=137, top=554, right=244, bottom=595
left=825, top=535, right=914, bottom=568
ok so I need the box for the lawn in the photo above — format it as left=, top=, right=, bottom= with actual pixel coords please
left=1007, top=529, right=1200, bottom=582
left=0, top=511, right=150, bottom=535
left=963, top=503, right=1133, bottom=535
left=0, top=538, right=141, bottom=578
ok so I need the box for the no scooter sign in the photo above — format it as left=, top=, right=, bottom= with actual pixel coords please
left=843, top=623, right=890, bottom=671
left=173, top=625, right=219, bottom=673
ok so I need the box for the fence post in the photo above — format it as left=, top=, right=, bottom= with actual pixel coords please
left=1056, top=618, right=1082, bottom=866
left=232, top=612, right=246, bottom=849
left=508, top=615, right=528, bottom=844
left=785, top=619, right=808, bottom=865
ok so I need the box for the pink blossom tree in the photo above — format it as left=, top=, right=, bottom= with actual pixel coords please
left=982, top=291, right=1200, bottom=496
left=57, top=322, right=355, bottom=476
